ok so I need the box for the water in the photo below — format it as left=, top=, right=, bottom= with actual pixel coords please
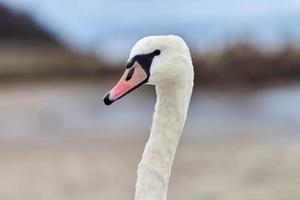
left=0, top=80, right=299, bottom=138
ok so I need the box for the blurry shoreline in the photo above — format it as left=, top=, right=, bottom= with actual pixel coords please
left=1, top=39, right=300, bottom=88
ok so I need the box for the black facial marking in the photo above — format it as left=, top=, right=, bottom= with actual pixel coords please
left=126, top=59, right=134, bottom=69
left=126, top=49, right=161, bottom=81
left=126, top=67, right=135, bottom=81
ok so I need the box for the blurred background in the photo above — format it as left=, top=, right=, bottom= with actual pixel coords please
left=0, top=0, right=300, bottom=200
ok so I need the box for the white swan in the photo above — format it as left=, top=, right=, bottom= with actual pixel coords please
left=103, top=35, right=194, bottom=200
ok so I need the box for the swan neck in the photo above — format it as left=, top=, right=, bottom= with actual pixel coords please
left=134, top=83, right=192, bottom=200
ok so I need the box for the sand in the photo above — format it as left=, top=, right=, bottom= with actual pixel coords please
left=0, top=135, right=299, bottom=200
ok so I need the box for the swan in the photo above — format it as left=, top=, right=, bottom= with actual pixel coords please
left=103, top=35, right=194, bottom=200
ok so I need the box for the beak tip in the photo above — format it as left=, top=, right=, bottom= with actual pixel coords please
left=103, top=93, right=113, bottom=105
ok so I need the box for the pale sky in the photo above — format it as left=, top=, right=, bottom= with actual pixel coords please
left=1, top=0, right=300, bottom=60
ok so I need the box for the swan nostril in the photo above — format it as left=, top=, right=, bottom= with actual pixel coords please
left=126, top=67, right=135, bottom=81
left=103, top=93, right=113, bottom=105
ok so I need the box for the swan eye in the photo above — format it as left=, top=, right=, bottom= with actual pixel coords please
left=153, top=49, right=160, bottom=56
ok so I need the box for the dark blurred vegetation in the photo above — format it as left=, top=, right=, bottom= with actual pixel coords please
left=1, top=5, right=300, bottom=86
left=0, top=5, right=55, bottom=41
left=194, top=43, right=300, bottom=87
left=0, top=5, right=104, bottom=81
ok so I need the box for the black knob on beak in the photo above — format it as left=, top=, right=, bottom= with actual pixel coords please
left=103, top=93, right=113, bottom=105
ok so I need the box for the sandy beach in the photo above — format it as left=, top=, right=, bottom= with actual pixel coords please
left=0, top=135, right=299, bottom=200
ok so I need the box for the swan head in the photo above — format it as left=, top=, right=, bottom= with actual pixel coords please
left=103, top=35, right=193, bottom=105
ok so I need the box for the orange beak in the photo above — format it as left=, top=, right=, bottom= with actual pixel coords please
left=103, top=62, right=148, bottom=105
